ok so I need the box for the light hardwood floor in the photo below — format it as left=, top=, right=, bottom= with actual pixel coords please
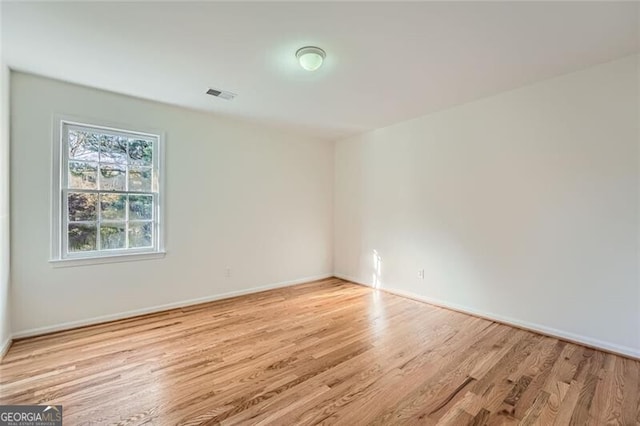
left=1, top=278, right=639, bottom=425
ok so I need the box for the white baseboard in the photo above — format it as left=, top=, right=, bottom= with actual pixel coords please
left=334, top=273, right=368, bottom=287
left=334, top=273, right=640, bottom=360
left=12, top=271, right=639, bottom=361
left=13, top=273, right=333, bottom=339
left=0, top=336, right=12, bottom=360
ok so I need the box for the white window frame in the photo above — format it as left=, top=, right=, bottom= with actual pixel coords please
left=50, top=115, right=165, bottom=267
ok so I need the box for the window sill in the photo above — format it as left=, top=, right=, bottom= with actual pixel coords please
left=50, top=251, right=166, bottom=268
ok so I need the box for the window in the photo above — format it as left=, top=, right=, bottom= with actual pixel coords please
left=52, top=118, right=164, bottom=265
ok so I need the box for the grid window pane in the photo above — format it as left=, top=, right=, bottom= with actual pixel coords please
left=129, top=223, right=153, bottom=248
left=68, top=223, right=97, bottom=252
left=100, top=223, right=126, bottom=250
left=68, top=130, right=99, bottom=162
left=68, top=161, right=98, bottom=189
left=68, top=192, right=97, bottom=221
left=128, top=139, right=153, bottom=166
left=129, top=167, right=152, bottom=192
left=100, top=164, right=126, bottom=191
left=129, top=195, right=153, bottom=220
left=99, top=134, right=128, bottom=164
left=101, top=194, right=127, bottom=221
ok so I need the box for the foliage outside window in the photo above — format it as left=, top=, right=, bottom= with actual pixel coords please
left=54, top=120, right=163, bottom=262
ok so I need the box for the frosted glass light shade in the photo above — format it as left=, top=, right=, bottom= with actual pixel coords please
left=296, top=46, right=326, bottom=71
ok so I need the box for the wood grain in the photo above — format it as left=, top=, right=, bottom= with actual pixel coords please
left=0, top=278, right=638, bottom=425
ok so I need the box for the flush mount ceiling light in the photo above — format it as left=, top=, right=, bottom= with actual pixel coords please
left=296, top=46, right=326, bottom=71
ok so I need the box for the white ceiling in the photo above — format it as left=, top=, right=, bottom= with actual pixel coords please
left=2, top=1, right=639, bottom=140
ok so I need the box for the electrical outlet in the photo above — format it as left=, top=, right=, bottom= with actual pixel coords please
left=418, top=269, right=425, bottom=279
left=224, top=267, right=231, bottom=278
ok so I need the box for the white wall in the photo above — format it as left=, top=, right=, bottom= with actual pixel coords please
left=10, top=72, right=333, bottom=336
left=8, top=56, right=639, bottom=358
left=334, top=55, right=640, bottom=357
left=0, top=20, right=11, bottom=352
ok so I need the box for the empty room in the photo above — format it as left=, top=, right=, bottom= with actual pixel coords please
left=0, top=1, right=639, bottom=425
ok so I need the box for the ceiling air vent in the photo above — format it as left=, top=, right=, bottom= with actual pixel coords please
left=206, top=88, right=236, bottom=101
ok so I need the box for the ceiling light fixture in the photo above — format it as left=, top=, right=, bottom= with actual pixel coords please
left=296, top=46, right=326, bottom=71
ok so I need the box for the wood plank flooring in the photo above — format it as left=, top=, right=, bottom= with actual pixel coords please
left=1, top=278, right=639, bottom=425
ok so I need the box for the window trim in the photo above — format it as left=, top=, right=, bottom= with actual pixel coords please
left=50, top=114, right=166, bottom=267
